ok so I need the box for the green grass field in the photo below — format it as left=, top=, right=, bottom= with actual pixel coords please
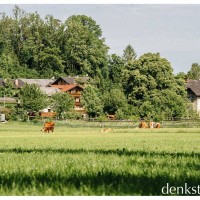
left=0, top=121, right=200, bottom=195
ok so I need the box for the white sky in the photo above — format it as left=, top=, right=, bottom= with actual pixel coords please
left=1, top=3, right=200, bottom=74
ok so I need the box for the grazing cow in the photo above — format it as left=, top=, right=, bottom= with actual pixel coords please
left=155, top=123, right=161, bottom=128
left=100, top=128, right=113, bottom=133
left=41, top=121, right=55, bottom=133
left=139, top=121, right=149, bottom=128
left=149, top=121, right=161, bottom=128
left=149, top=121, right=154, bottom=128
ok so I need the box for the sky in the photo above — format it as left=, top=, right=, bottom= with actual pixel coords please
left=1, top=3, right=200, bottom=74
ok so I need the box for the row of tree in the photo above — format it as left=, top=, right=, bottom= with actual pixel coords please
left=82, top=53, right=190, bottom=120
left=0, top=6, right=198, bottom=120
left=0, top=6, right=108, bottom=78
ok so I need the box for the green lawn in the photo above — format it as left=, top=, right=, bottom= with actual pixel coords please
left=0, top=122, right=200, bottom=195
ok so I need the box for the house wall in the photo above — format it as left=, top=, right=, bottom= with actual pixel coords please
left=67, top=88, right=82, bottom=108
left=190, top=97, right=197, bottom=113
left=190, top=97, right=200, bottom=115
left=196, top=97, right=200, bottom=113
left=187, top=89, right=199, bottom=113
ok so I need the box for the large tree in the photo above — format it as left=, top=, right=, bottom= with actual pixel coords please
left=108, top=54, right=125, bottom=86
left=64, top=15, right=109, bottom=77
left=123, top=44, right=137, bottom=64
left=81, top=85, right=103, bottom=117
left=19, top=83, right=48, bottom=112
left=51, top=92, right=74, bottom=119
left=103, top=88, right=128, bottom=115
left=187, top=63, right=200, bottom=80
left=124, top=53, right=187, bottom=119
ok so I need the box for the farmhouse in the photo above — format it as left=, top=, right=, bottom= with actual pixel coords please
left=186, top=79, right=200, bottom=114
left=51, top=81, right=85, bottom=113
left=51, top=77, right=89, bottom=113
left=0, top=76, right=88, bottom=118
left=14, top=77, right=87, bottom=114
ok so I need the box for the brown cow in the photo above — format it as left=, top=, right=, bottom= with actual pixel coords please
left=139, top=121, right=149, bottom=128
left=155, top=123, right=161, bottom=128
left=149, top=121, right=161, bottom=128
left=41, top=121, right=55, bottom=133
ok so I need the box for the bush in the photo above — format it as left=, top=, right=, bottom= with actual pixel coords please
left=115, top=109, right=126, bottom=120
left=16, top=108, right=28, bottom=122
left=32, top=113, right=41, bottom=124
left=96, top=114, right=109, bottom=122
left=186, top=110, right=199, bottom=119
left=0, top=105, right=18, bottom=121
left=127, top=115, right=140, bottom=121
left=64, top=111, right=83, bottom=120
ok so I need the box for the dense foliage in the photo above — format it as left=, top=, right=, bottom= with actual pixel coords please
left=0, top=6, right=108, bottom=79
left=19, top=83, right=48, bottom=112
left=81, top=85, right=103, bottom=117
left=122, top=53, right=188, bottom=119
left=0, top=6, right=194, bottom=120
left=187, top=63, right=200, bottom=80
left=51, top=92, right=74, bottom=119
left=64, top=15, right=109, bottom=77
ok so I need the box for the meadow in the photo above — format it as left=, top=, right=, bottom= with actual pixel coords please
left=0, top=121, right=200, bottom=195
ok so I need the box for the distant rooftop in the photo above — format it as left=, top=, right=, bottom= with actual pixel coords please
left=18, top=79, right=55, bottom=87
left=40, top=87, right=60, bottom=96
left=51, top=76, right=90, bottom=85
left=186, top=79, right=200, bottom=96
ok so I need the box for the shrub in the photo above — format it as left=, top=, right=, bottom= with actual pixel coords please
left=64, top=111, right=83, bottom=120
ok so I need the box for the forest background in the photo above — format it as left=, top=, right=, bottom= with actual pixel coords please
left=0, top=6, right=199, bottom=121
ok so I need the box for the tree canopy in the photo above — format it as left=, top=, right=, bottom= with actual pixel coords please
left=187, top=63, right=200, bottom=80
left=51, top=92, right=74, bottom=119
left=0, top=7, right=109, bottom=79
left=123, top=53, right=187, bottom=119
left=0, top=6, right=193, bottom=120
left=63, top=15, right=109, bottom=77
left=123, top=44, right=137, bottom=64
left=81, top=85, right=103, bottom=117
left=19, top=83, right=48, bottom=112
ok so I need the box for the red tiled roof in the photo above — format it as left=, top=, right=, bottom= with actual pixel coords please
left=51, top=84, right=82, bottom=92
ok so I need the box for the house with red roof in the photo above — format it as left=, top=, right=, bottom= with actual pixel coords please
left=50, top=76, right=89, bottom=113
left=0, top=77, right=87, bottom=117
left=51, top=81, right=85, bottom=113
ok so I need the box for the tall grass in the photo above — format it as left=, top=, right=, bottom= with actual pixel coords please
left=0, top=122, right=200, bottom=195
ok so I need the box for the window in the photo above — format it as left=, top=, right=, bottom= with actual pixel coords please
left=71, top=90, right=76, bottom=94
left=75, top=97, right=80, bottom=102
